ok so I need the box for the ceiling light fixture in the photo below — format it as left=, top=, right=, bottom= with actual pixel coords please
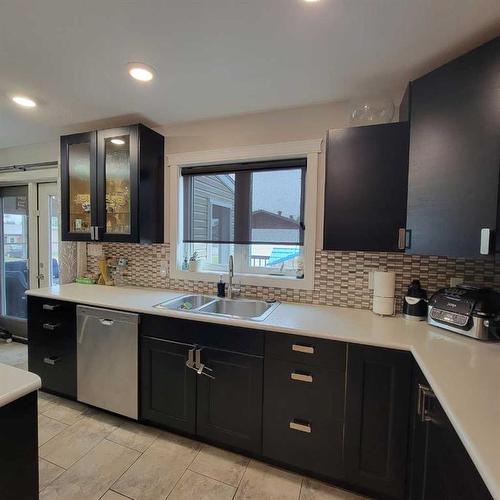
left=127, top=62, right=155, bottom=82
left=303, top=0, right=320, bottom=2
left=12, top=95, right=37, bottom=108
left=110, top=138, right=125, bottom=145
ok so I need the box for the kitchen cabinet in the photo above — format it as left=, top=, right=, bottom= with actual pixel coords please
left=197, top=347, right=263, bottom=454
left=408, top=366, right=492, bottom=500
left=406, top=36, right=500, bottom=258
left=344, top=344, right=412, bottom=500
left=27, top=296, right=77, bottom=398
left=140, top=336, right=196, bottom=434
left=61, top=123, right=164, bottom=243
left=324, top=122, right=409, bottom=252
left=263, top=333, right=346, bottom=480
left=140, top=315, right=264, bottom=455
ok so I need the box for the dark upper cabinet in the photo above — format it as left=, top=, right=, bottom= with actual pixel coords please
left=406, top=36, right=500, bottom=258
left=196, top=347, right=263, bottom=455
left=408, top=366, right=492, bottom=500
left=344, top=344, right=412, bottom=500
left=324, top=122, right=410, bottom=252
left=61, top=123, right=164, bottom=243
left=140, top=336, right=197, bottom=434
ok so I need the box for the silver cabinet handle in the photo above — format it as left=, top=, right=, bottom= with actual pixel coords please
left=398, top=228, right=406, bottom=250
left=90, top=226, right=94, bottom=240
left=417, top=383, right=436, bottom=423
left=42, top=322, right=60, bottom=331
left=289, top=420, right=311, bottom=434
left=292, top=344, right=314, bottom=354
left=480, top=228, right=492, bottom=255
left=194, top=348, right=215, bottom=379
left=43, top=303, right=60, bottom=311
left=186, top=348, right=196, bottom=370
left=290, top=371, right=313, bottom=383
left=43, top=356, right=61, bottom=366
left=99, top=318, right=114, bottom=326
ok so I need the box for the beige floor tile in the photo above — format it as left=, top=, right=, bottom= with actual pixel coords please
left=235, top=460, right=302, bottom=500
left=300, top=479, right=370, bottom=500
left=42, top=398, right=89, bottom=425
left=112, top=431, right=200, bottom=500
left=101, top=491, right=131, bottom=500
left=39, top=412, right=121, bottom=468
left=39, top=458, right=65, bottom=491
left=107, top=420, right=159, bottom=452
left=39, top=439, right=140, bottom=500
left=168, top=469, right=236, bottom=500
left=38, top=415, right=68, bottom=446
left=190, top=444, right=249, bottom=487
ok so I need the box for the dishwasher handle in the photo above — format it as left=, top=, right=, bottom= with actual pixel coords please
left=99, top=318, right=115, bottom=326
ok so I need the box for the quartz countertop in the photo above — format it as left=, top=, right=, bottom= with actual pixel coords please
left=0, top=362, right=41, bottom=408
left=26, top=283, right=500, bottom=498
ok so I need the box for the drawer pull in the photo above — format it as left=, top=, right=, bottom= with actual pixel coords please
left=43, top=322, right=60, bottom=331
left=289, top=420, right=311, bottom=434
left=43, top=356, right=61, bottom=366
left=292, top=344, right=314, bottom=354
left=42, top=304, right=60, bottom=311
left=291, top=371, right=313, bottom=383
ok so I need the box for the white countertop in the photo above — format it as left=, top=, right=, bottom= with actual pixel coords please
left=0, top=362, right=41, bottom=408
left=27, top=283, right=500, bottom=498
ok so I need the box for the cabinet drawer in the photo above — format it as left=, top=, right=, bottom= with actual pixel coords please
left=265, top=332, right=346, bottom=367
left=28, top=296, right=76, bottom=320
left=28, top=343, right=76, bottom=398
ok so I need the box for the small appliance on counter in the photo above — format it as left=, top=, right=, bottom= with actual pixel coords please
left=372, top=271, right=396, bottom=316
left=428, top=284, right=500, bottom=340
left=403, top=280, right=427, bottom=321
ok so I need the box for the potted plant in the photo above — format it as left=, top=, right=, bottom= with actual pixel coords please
left=188, top=251, right=202, bottom=272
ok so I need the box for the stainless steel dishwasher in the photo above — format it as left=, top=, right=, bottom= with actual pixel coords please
left=77, top=305, right=139, bottom=419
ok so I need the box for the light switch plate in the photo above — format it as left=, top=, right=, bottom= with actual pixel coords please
left=87, top=243, right=103, bottom=257
left=159, top=260, right=168, bottom=278
left=450, top=277, right=463, bottom=287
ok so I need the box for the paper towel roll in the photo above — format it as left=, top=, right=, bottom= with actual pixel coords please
left=373, top=271, right=396, bottom=298
left=373, top=296, right=395, bottom=316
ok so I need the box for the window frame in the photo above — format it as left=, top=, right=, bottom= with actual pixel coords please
left=168, top=139, right=322, bottom=290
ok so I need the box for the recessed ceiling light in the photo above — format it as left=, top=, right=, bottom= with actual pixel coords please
left=127, top=62, right=155, bottom=82
left=110, top=138, right=125, bottom=145
left=304, top=0, right=320, bottom=2
left=12, top=95, right=37, bottom=108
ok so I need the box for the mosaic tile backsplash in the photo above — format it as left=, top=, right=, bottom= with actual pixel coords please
left=86, top=243, right=500, bottom=313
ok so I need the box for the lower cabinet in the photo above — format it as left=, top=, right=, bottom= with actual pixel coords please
left=140, top=336, right=196, bottom=434
left=263, top=333, right=347, bottom=481
left=408, top=366, right=492, bottom=500
left=344, top=344, right=413, bottom=500
left=196, top=347, right=263, bottom=454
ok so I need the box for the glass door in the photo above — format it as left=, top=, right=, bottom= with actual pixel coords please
left=0, top=185, right=29, bottom=338
left=38, top=183, right=60, bottom=288
left=61, top=131, right=97, bottom=241
left=97, top=126, right=138, bottom=242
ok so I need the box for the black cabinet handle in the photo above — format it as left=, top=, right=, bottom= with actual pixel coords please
left=43, top=356, right=61, bottom=366
left=43, top=323, right=60, bottom=331
left=42, top=304, right=60, bottom=311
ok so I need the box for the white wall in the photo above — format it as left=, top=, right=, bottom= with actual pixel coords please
left=0, top=141, right=58, bottom=167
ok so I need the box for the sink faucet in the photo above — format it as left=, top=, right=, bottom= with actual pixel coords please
left=227, top=255, right=241, bottom=299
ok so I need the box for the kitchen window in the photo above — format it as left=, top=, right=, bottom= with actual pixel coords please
left=168, top=140, right=321, bottom=289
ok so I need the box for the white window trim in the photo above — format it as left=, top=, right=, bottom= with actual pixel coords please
left=168, top=139, right=322, bottom=290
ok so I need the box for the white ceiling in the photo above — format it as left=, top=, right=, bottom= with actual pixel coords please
left=1, top=0, right=499, bottom=149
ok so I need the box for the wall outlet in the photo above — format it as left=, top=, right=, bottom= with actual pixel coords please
left=450, top=277, right=464, bottom=287
left=368, top=270, right=375, bottom=290
left=87, top=243, right=103, bottom=257
left=159, top=260, right=168, bottom=278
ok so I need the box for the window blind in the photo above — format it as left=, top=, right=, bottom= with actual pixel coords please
left=182, top=158, right=306, bottom=245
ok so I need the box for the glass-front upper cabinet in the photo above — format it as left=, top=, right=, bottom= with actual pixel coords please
left=97, top=127, right=139, bottom=242
left=61, top=131, right=98, bottom=241
left=60, top=124, right=164, bottom=243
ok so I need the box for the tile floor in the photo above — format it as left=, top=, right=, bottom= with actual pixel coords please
left=0, top=341, right=370, bottom=500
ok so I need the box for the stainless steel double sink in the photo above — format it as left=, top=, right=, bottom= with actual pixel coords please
left=154, top=294, right=280, bottom=321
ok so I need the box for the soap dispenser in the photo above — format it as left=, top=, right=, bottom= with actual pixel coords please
left=217, top=275, right=226, bottom=298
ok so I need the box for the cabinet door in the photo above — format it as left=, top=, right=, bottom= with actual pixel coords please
left=97, top=126, right=139, bottom=242
left=324, top=122, right=409, bottom=251
left=344, top=344, right=412, bottom=500
left=409, top=367, right=492, bottom=500
left=196, top=347, right=263, bottom=454
left=140, top=336, right=196, bottom=434
left=60, top=131, right=97, bottom=241
left=407, top=37, right=500, bottom=258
